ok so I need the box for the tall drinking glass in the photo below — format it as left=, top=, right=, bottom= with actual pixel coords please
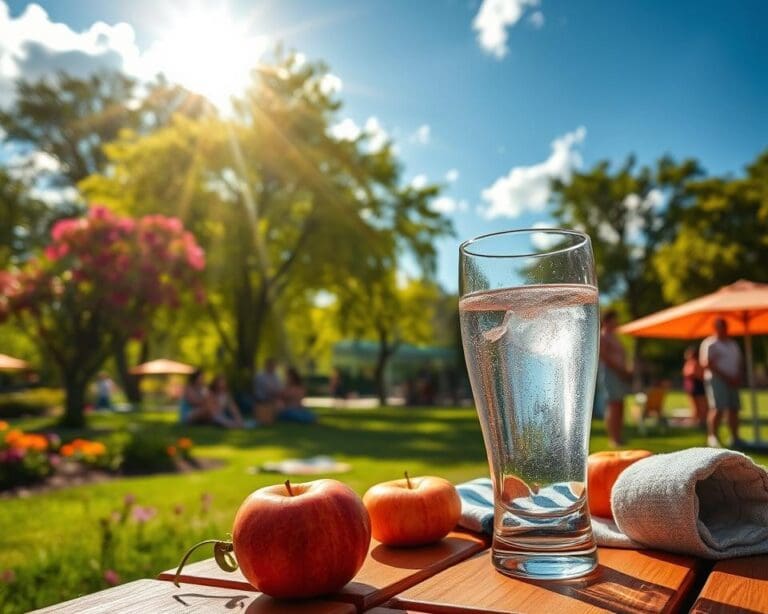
left=458, top=228, right=599, bottom=580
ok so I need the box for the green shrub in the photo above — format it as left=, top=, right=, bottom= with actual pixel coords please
left=0, top=388, right=64, bottom=418
left=118, top=431, right=179, bottom=474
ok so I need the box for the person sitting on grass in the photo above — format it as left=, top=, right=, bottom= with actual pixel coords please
left=180, top=369, right=213, bottom=425
left=277, top=367, right=317, bottom=424
left=252, top=357, right=282, bottom=425
left=208, top=375, right=245, bottom=429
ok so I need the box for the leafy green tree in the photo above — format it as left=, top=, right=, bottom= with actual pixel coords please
left=552, top=156, right=701, bottom=318
left=338, top=270, right=441, bottom=405
left=0, top=71, right=207, bottom=400
left=0, top=168, right=50, bottom=268
left=654, top=150, right=768, bottom=302
left=81, top=53, right=451, bottom=386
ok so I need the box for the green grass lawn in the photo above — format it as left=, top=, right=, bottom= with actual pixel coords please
left=1, top=394, right=767, bottom=612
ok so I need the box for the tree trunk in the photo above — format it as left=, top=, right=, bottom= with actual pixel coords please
left=113, top=339, right=142, bottom=405
left=60, top=372, right=88, bottom=428
left=374, top=330, right=394, bottom=407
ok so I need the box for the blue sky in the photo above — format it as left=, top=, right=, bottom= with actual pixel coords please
left=2, top=0, right=767, bottom=290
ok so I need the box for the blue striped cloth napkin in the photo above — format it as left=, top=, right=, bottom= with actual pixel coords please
left=456, top=477, right=584, bottom=535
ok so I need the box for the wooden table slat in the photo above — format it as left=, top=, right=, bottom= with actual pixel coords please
left=29, top=578, right=356, bottom=613
left=389, top=547, right=703, bottom=614
left=158, top=531, right=487, bottom=612
left=690, top=555, right=768, bottom=613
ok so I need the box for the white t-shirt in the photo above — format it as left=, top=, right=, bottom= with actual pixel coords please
left=699, top=336, right=742, bottom=380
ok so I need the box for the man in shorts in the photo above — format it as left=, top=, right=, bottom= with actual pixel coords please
left=699, top=318, right=743, bottom=448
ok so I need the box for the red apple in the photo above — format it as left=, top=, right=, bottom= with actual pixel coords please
left=363, top=473, right=461, bottom=547
left=232, top=479, right=371, bottom=598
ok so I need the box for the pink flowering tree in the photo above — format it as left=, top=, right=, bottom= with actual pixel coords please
left=0, top=206, right=205, bottom=427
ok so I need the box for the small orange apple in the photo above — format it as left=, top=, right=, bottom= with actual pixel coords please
left=363, top=473, right=461, bottom=547
left=588, top=450, right=653, bottom=519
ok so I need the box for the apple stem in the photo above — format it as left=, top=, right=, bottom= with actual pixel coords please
left=285, top=479, right=294, bottom=496
left=173, top=539, right=237, bottom=587
left=404, top=471, right=412, bottom=490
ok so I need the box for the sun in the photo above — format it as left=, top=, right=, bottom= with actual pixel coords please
left=149, top=7, right=268, bottom=111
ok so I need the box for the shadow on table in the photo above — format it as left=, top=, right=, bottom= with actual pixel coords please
left=369, top=536, right=480, bottom=570
left=533, top=564, right=677, bottom=614
left=173, top=591, right=249, bottom=608
left=173, top=590, right=354, bottom=613
left=689, top=598, right=763, bottom=614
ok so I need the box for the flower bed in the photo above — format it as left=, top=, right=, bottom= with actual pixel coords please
left=0, top=421, right=207, bottom=493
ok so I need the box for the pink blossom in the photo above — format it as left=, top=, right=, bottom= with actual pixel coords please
left=1, top=569, right=15, bottom=584
left=132, top=505, right=157, bottom=524
left=123, top=493, right=136, bottom=506
left=103, top=569, right=120, bottom=586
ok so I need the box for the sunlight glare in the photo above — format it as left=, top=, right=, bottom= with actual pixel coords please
left=149, top=7, right=268, bottom=111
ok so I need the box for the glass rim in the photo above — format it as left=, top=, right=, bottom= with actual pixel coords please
left=459, top=227, right=590, bottom=259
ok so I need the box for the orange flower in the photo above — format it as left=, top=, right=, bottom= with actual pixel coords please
left=20, top=434, right=48, bottom=452
left=85, top=442, right=106, bottom=456
left=0, top=420, right=8, bottom=432
left=166, top=445, right=177, bottom=457
left=177, top=437, right=193, bottom=450
left=4, top=430, right=24, bottom=446
left=60, top=444, right=75, bottom=457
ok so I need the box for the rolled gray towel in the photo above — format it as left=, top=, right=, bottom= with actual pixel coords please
left=599, top=448, right=768, bottom=559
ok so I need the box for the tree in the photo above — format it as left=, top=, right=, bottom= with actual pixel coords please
left=81, top=52, right=451, bottom=384
left=0, top=206, right=205, bottom=427
left=0, top=168, right=50, bottom=269
left=655, top=150, right=768, bottom=303
left=0, top=71, right=207, bottom=402
left=338, top=269, right=441, bottom=405
left=550, top=156, right=702, bottom=374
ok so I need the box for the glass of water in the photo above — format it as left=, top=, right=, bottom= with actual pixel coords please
left=458, top=228, right=599, bottom=580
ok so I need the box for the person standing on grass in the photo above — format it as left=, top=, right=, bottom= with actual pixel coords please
left=700, top=318, right=743, bottom=448
left=682, top=346, right=708, bottom=428
left=599, top=310, right=633, bottom=448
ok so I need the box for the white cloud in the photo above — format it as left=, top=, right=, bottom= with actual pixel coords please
left=318, top=73, right=342, bottom=96
left=472, top=0, right=540, bottom=59
left=29, top=184, right=79, bottom=205
left=623, top=188, right=666, bottom=242
left=0, top=2, right=144, bottom=107
left=479, top=126, right=586, bottom=219
left=410, top=174, right=428, bottom=189
left=409, top=124, right=430, bottom=145
left=445, top=168, right=459, bottom=183
left=528, top=11, right=545, bottom=29
left=327, top=116, right=392, bottom=152
left=328, top=117, right=361, bottom=141
left=364, top=116, right=390, bottom=152
left=431, top=196, right=468, bottom=214
left=531, top=221, right=561, bottom=250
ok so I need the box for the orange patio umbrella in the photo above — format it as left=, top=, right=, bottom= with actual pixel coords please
left=619, top=280, right=768, bottom=443
left=129, top=358, right=195, bottom=376
left=0, top=353, right=30, bottom=371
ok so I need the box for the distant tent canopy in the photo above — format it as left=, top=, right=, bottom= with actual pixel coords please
left=129, top=359, right=196, bottom=376
left=0, top=353, right=31, bottom=371
left=332, top=340, right=455, bottom=369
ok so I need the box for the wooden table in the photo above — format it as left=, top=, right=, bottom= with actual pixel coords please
left=32, top=532, right=768, bottom=613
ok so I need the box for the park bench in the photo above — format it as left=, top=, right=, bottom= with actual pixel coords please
left=32, top=530, right=768, bottom=613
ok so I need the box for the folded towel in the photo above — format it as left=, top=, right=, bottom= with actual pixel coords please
left=457, top=448, right=768, bottom=560
left=608, top=447, right=768, bottom=559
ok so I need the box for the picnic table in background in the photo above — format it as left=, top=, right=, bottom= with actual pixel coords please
left=31, top=531, right=768, bottom=613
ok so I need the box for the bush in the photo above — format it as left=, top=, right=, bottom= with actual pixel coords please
left=118, top=431, right=192, bottom=474
left=0, top=388, right=64, bottom=418
left=0, top=425, right=55, bottom=489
